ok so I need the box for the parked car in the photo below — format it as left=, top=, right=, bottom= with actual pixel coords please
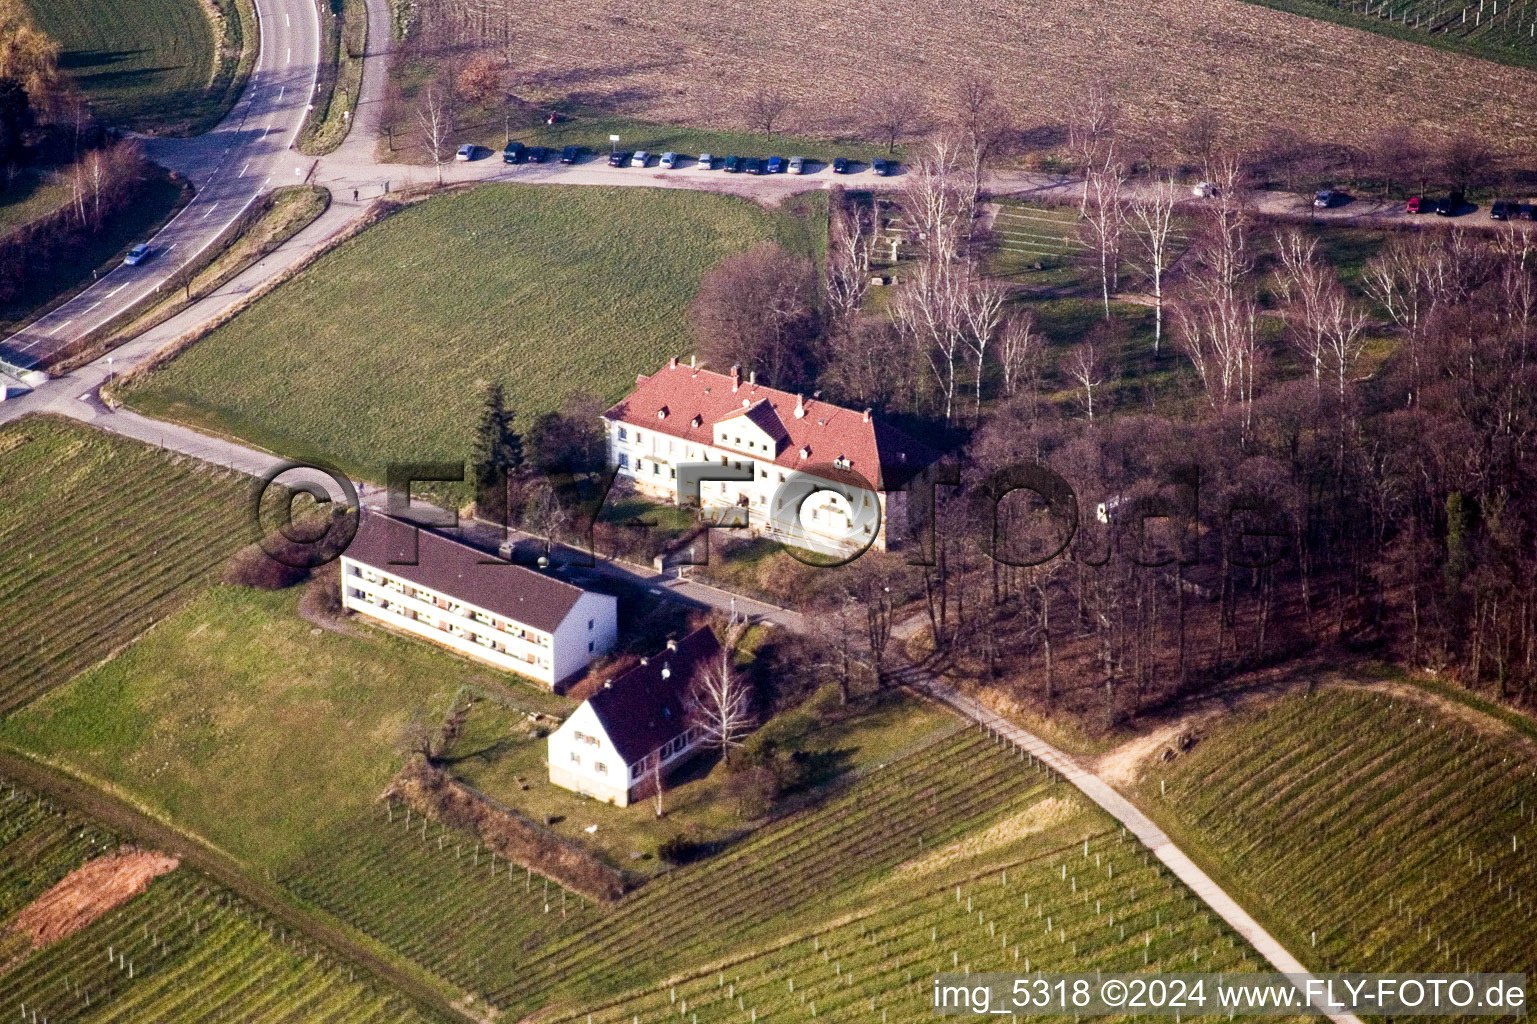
left=1406, top=196, right=1426, bottom=214
left=1491, top=199, right=1513, bottom=221
left=659, top=152, right=679, bottom=169
left=698, top=153, right=715, bottom=169
left=526, top=146, right=550, bottom=163
left=1314, top=189, right=1345, bottom=209
left=872, top=158, right=897, bottom=176
left=723, top=155, right=743, bottom=173
left=631, top=150, right=650, bottom=168
left=1192, top=180, right=1219, bottom=198
left=455, top=144, right=477, bottom=161
left=1435, top=192, right=1464, bottom=216
left=745, top=157, right=764, bottom=175
left=502, top=141, right=525, bottom=163
left=766, top=156, right=786, bottom=174
left=123, top=243, right=151, bottom=266
left=833, top=157, right=851, bottom=174
left=788, top=156, right=807, bottom=174
left=559, top=145, right=583, bottom=164
left=1520, top=203, right=1536, bottom=221
left=608, top=151, right=630, bottom=168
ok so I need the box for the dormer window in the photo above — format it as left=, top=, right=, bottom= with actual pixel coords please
left=657, top=406, right=668, bottom=420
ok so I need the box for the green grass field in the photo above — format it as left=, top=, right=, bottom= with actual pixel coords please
left=0, top=416, right=252, bottom=713
left=28, top=0, right=249, bottom=134
left=0, top=584, right=568, bottom=871
left=125, top=185, right=824, bottom=486
left=1138, top=686, right=1537, bottom=979
left=0, top=777, right=440, bottom=1024
left=0, top=170, right=71, bottom=237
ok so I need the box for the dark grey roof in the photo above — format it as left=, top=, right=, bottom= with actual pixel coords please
left=587, top=627, right=722, bottom=764
left=343, top=511, right=587, bottom=634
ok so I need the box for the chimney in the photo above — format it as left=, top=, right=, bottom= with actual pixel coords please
left=794, top=393, right=806, bottom=419
left=639, top=656, right=649, bottom=666
left=749, top=370, right=756, bottom=387
left=669, top=355, right=678, bottom=369
left=730, top=365, right=741, bottom=392
left=863, top=407, right=872, bottom=423
left=690, top=354, right=697, bottom=368
left=666, top=638, right=678, bottom=652
left=661, top=664, right=672, bottom=681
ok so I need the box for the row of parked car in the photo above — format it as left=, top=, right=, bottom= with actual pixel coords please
left=485, top=140, right=898, bottom=176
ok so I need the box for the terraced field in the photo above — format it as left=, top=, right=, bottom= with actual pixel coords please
left=1140, top=688, right=1537, bottom=978
left=0, top=778, right=442, bottom=1024
left=0, top=416, right=252, bottom=713
left=550, top=830, right=1262, bottom=1024
left=281, top=728, right=1082, bottom=1013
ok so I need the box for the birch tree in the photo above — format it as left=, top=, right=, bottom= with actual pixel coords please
left=417, top=86, right=450, bottom=185
left=687, top=649, right=754, bottom=765
left=1125, top=176, right=1180, bottom=353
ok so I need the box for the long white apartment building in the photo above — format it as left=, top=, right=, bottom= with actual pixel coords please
left=340, top=511, right=617, bottom=689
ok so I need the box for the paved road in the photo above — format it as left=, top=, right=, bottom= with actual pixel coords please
left=891, top=665, right=1363, bottom=1024
left=0, top=0, right=321, bottom=375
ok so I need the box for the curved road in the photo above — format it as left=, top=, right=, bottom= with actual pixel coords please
left=0, top=0, right=321, bottom=375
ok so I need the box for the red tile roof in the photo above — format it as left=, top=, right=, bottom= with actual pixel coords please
left=604, top=363, right=936, bottom=489
left=586, top=627, right=723, bottom=764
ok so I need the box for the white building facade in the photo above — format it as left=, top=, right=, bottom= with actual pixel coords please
left=341, top=513, right=617, bottom=689
left=604, top=361, right=935, bottom=554
left=547, top=629, right=720, bottom=805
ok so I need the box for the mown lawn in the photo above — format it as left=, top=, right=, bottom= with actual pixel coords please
left=126, top=185, right=823, bottom=487
left=28, top=0, right=241, bottom=134
left=0, top=584, right=557, bottom=871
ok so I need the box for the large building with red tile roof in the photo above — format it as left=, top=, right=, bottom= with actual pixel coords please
left=603, top=359, right=938, bottom=552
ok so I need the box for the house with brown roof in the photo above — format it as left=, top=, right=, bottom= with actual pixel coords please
left=603, top=359, right=937, bottom=552
left=547, top=627, right=722, bottom=806
left=340, top=511, right=617, bottom=689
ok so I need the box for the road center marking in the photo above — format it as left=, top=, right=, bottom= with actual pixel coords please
left=48, top=320, right=72, bottom=336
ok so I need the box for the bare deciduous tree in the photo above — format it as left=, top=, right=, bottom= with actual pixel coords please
left=417, top=86, right=451, bottom=185
left=1068, top=79, right=1117, bottom=173
left=1065, top=339, right=1108, bottom=424
left=744, top=87, right=793, bottom=135
left=867, top=89, right=924, bottom=155
left=826, top=194, right=874, bottom=324
left=998, top=311, right=1041, bottom=398
left=1080, top=163, right=1126, bottom=317
left=959, top=275, right=1008, bottom=417
left=687, top=648, right=754, bottom=764
left=692, top=242, right=818, bottom=387
left=952, top=73, right=1010, bottom=193
left=1124, top=176, right=1179, bottom=353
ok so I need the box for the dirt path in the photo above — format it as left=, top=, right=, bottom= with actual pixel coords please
left=7, top=847, right=179, bottom=950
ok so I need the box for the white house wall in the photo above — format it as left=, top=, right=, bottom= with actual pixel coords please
left=552, top=591, right=619, bottom=689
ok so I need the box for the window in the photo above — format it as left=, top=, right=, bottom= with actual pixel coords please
left=618, top=427, right=628, bottom=442
left=618, top=453, right=630, bottom=469
left=652, top=463, right=661, bottom=475
left=760, top=468, right=768, bottom=479
left=570, top=752, right=581, bottom=765
left=595, top=762, right=609, bottom=775
left=637, top=431, right=644, bottom=444
left=588, top=619, right=594, bottom=630
left=588, top=640, right=595, bottom=652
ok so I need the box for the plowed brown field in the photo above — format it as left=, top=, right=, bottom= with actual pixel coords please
left=429, top=0, right=1537, bottom=152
